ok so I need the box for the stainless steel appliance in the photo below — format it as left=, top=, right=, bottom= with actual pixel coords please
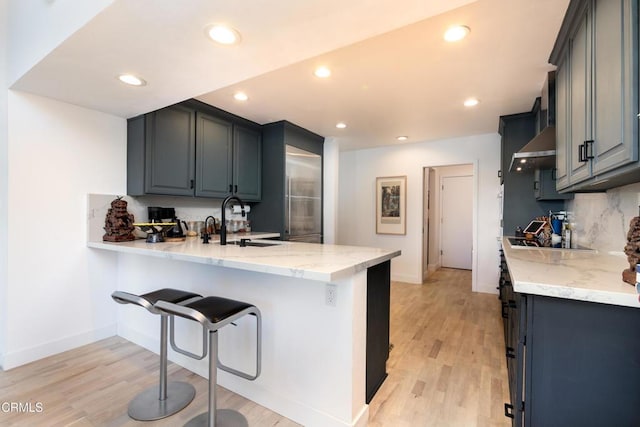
left=285, top=145, right=322, bottom=243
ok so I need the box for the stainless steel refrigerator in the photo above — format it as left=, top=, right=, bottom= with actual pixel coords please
left=284, top=144, right=322, bottom=242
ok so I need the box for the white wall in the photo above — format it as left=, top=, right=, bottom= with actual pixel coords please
left=3, top=91, right=126, bottom=369
left=7, top=0, right=112, bottom=85
left=0, top=0, right=9, bottom=367
left=337, top=133, right=501, bottom=294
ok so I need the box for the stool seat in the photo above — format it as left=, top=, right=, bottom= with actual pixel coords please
left=111, top=288, right=202, bottom=421
left=112, top=288, right=201, bottom=314
left=182, top=296, right=255, bottom=325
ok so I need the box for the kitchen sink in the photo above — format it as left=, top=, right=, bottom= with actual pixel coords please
left=228, top=239, right=280, bottom=247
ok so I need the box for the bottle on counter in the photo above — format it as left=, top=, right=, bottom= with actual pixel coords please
left=562, top=218, right=571, bottom=248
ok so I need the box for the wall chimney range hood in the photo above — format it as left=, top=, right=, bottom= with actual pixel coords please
left=509, top=71, right=557, bottom=172
left=509, top=126, right=556, bottom=171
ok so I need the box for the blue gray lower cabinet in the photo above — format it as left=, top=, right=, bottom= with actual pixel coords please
left=500, top=254, right=640, bottom=426
left=366, top=260, right=391, bottom=403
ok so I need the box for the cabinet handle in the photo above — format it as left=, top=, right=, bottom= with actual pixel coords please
left=506, top=346, right=516, bottom=359
left=578, top=143, right=586, bottom=162
left=498, top=170, right=502, bottom=178
left=504, top=403, right=514, bottom=419
left=234, top=185, right=238, bottom=193
left=584, top=140, right=594, bottom=160
left=229, top=184, right=233, bottom=193
left=501, top=303, right=508, bottom=319
left=508, top=299, right=517, bottom=308
left=533, top=180, right=539, bottom=190
left=551, top=168, right=557, bottom=181
left=190, top=179, right=194, bottom=189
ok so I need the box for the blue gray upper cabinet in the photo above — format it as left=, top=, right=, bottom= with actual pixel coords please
left=128, top=104, right=196, bottom=197
left=127, top=100, right=262, bottom=201
left=550, top=0, right=639, bottom=192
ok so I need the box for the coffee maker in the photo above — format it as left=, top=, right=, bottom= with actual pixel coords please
left=148, top=207, right=188, bottom=239
left=148, top=207, right=175, bottom=223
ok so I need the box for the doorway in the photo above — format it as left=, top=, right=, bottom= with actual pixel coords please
left=422, top=164, right=475, bottom=284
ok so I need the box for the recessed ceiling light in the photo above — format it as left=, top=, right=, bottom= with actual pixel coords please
left=520, top=159, right=527, bottom=164
left=205, top=24, right=241, bottom=45
left=314, top=66, right=331, bottom=78
left=396, top=136, right=408, bottom=141
left=234, top=92, right=248, bottom=101
left=336, top=122, right=347, bottom=129
left=118, top=74, right=146, bottom=86
left=463, top=98, right=479, bottom=107
left=444, top=25, right=470, bottom=42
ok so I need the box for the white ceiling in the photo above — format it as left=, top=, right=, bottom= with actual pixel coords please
left=11, top=0, right=570, bottom=151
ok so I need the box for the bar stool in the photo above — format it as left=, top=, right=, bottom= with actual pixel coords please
left=155, top=296, right=262, bottom=427
left=111, top=288, right=202, bottom=421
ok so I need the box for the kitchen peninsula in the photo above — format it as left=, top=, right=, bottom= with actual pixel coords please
left=88, top=196, right=400, bottom=427
left=500, top=237, right=640, bottom=426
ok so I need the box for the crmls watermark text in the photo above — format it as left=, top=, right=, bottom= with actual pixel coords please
left=1, top=401, right=44, bottom=413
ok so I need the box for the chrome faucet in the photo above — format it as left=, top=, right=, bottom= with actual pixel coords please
left=220, top=195, right=245, bottom=245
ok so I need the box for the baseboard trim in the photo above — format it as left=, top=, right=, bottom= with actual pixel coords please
left=2, top=324, right=117, bottom=370
left=391, top=272, right=421, bottom=284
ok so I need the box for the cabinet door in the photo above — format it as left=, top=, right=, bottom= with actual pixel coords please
left=195, top=113, right=233, bottom=198
left=535, top=169, right=573, bottom=200
left=592, top=0, right=637, bottom=174
left=233, top=125, right=262, bottom=201
left=568, top=10, right=592, bottom=184
left=555, top=55, right=570, bottom=190
left=526, top=295, right=640, bottom=427
left=144, top=105, right=195, bottom=196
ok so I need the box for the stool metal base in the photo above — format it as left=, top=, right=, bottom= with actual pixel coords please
left=185, top=409, right=248, bottom=427
left=128, top=381, right=195, bottom=421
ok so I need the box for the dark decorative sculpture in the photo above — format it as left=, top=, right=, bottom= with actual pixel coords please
left=103, top=197, right=136, bottom=242
left=622, top=211, right=640, bottom=285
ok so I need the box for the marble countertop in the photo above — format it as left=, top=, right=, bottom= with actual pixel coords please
left=501, top=236, right=638, bottom=308
left=89, top=232, right=401, bottom=282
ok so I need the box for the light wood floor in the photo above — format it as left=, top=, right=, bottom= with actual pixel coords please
left=0, top=268, right=509, bottom=427
left=368, top=268, right=511, bottom=427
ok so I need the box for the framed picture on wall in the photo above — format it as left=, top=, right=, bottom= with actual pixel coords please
left=376, top=176, right=406, bottom=235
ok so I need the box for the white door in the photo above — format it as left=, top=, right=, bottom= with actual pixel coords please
left=440, top=175, right=472, bottom=270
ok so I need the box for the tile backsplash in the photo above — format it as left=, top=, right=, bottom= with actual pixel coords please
left=567, top=182, right=640, bottom=252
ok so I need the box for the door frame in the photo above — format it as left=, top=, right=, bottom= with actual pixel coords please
left=421, top=161, right=478, bottom=292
